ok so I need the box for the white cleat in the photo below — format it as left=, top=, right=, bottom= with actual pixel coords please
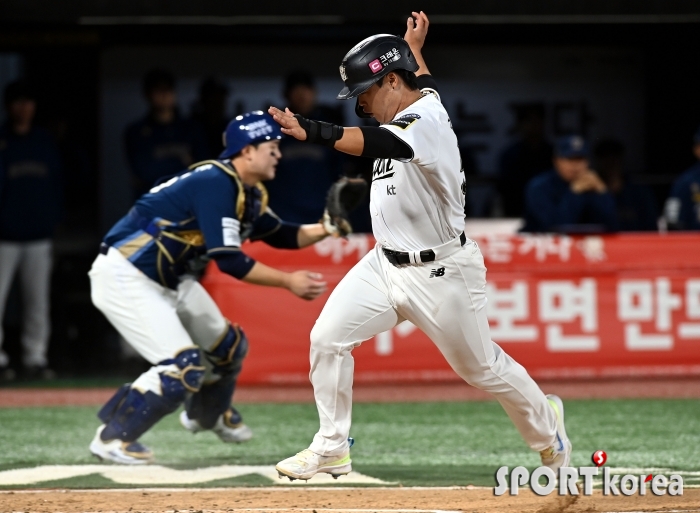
left=179, top=410, right=253, bottom=443
left=540, top=394, right=573, bottom=472
left=275, top=449, right=352, bottom=481
left=89, top=425, right=153, bottom=465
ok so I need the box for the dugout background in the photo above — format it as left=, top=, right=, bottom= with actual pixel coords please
left=0, top=0, right=697, bottom=376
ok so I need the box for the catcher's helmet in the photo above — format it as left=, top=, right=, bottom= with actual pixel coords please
left=219, top=111, right=283, bottom=159
left=337, top=34, right=419, bottom=101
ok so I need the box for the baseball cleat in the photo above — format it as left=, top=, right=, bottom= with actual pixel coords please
left=179, top=409, right=253, bottom=443
left=275, top=449, right=352, bottom=481
left=89, top=425, right=153, bottom=465
left=540, top=394, right=572, bottom=472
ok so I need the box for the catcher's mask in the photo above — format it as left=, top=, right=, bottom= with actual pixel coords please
left=336, top=34, right=419, bottom=119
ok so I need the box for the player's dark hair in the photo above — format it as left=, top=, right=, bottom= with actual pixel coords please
left=378, top=69, right=418, bottom=91
left=143, top=68, right=176, bottom=96
left=228, top=141, right=262, bottom=161
left=4, top=80, right=36, bottom=106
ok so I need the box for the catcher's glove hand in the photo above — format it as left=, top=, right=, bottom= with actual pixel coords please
left=322, top=177, right=368, bottom=237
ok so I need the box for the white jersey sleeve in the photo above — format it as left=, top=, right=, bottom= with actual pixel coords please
left=379, top=105, right=440, bottom=169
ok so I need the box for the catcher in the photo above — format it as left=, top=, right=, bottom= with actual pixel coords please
left=88, top=110, right=366, bottom=464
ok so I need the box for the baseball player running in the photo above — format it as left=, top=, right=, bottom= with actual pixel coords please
left=269, top=12, right=572, bottom=480
left=89, top=111, right=344, bottom=464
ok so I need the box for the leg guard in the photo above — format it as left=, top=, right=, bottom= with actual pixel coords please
left=99, top=347, right=205, bottom=442
left=186, top=324, right=248, bottom=429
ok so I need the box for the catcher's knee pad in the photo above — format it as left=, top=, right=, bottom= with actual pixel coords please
left=98, top=348, right=205, bottom=442
left=205, top=323, right=248, bottom=374
left=186, top=325, right=248, bottom=429
left=160, top=347, right=207, bottom=395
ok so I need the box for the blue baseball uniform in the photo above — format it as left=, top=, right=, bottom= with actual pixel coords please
left=0, top=124, right=62, bottom=371
left=104, top=159, right=296, bottom=289
left=0, top=125, right=63, bottom=241
left=89, top=112, right=298, bottom=464
left=665, top=162, right=700, bottom=230
left=522, top=170, right=619, bottom=233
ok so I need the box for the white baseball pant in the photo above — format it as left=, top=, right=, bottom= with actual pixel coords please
left=0, top=240, right=52, bottom=368
left=89, top=247, right=227, bottom=393
left=308, top=240, right=557, bottom=456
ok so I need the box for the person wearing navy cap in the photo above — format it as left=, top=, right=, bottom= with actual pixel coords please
left=87, top=111, right=333, bottom=464
left=664, top=125, right=700, bottom=230
left=522, top=135, right=618, bottom=233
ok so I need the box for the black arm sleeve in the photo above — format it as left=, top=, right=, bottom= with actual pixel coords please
left=359, top=126, right=413, bottom=160
left=416, top=74, right=439, bottom=94
left=261, top=222, right=301, bottom=249
left=211, top=251, right=256, bottom=280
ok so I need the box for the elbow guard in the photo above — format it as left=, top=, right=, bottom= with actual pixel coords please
left=360, top=126, right=413, bottom=160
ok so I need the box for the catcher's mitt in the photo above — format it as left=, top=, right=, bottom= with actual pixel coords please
left=322, top=177, right=368, bottom=237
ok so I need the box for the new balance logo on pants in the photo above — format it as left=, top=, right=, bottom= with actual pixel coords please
left=429, top=267, right=445, bottom=278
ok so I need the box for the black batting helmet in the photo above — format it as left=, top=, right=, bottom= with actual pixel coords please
left=337, top=34, right=419, bottom=112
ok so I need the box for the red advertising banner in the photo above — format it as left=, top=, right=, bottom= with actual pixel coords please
left=201, top=233, right=700, bottom=384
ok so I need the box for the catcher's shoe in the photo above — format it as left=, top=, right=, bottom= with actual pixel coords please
left=179, top=409, right=253, bottom=443
left=89, top=425, right=153, bottom=465
left=276, top=449, right=352, bottom=481
left=540, top=394, right=572, bottom=472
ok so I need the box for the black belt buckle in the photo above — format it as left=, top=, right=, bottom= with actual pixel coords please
left=382, top=248, right=435, bottom=266
left=419, top=250, right=436, bottom=263
left=382, top=248, right=400, bottom=266
left=382, top=232, right=465, bottom=267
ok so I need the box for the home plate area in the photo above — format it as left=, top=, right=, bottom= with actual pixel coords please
left=0, top=465, right=388, bottom=486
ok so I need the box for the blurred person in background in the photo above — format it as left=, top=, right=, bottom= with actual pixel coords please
left=125, top=68, right=208, bottom=198
left=0, top=80, right=62, bottom=381
left=190, top=77, right=230, bottom=157
left=498, top=104, right=553, bottom=218
left=522, top=135, right=618, bottom=233
left=664, top=125, right=700, bottom=230
left=265, top=70, right=344, bottom=224
left=594, top=138, right=658, bottom=231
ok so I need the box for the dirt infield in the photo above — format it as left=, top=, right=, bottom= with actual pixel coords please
left=1, top=487, right=698, bottom=513
left=1, top=377, right=699, bottom=407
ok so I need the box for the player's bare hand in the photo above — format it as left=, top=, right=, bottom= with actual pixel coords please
left=571, top=170, right=607, bottom=194
left=287, top=271, right=327, bottom=300
left=404, top=11, right=429, bottom=50
left=268, top=106, right=307, bottom=141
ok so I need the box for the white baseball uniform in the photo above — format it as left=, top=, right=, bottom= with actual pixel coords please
left=308, top=90, right=557, bottom=457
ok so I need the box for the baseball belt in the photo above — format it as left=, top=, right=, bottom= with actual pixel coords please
left=382, top=232, right=467, bottom=267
